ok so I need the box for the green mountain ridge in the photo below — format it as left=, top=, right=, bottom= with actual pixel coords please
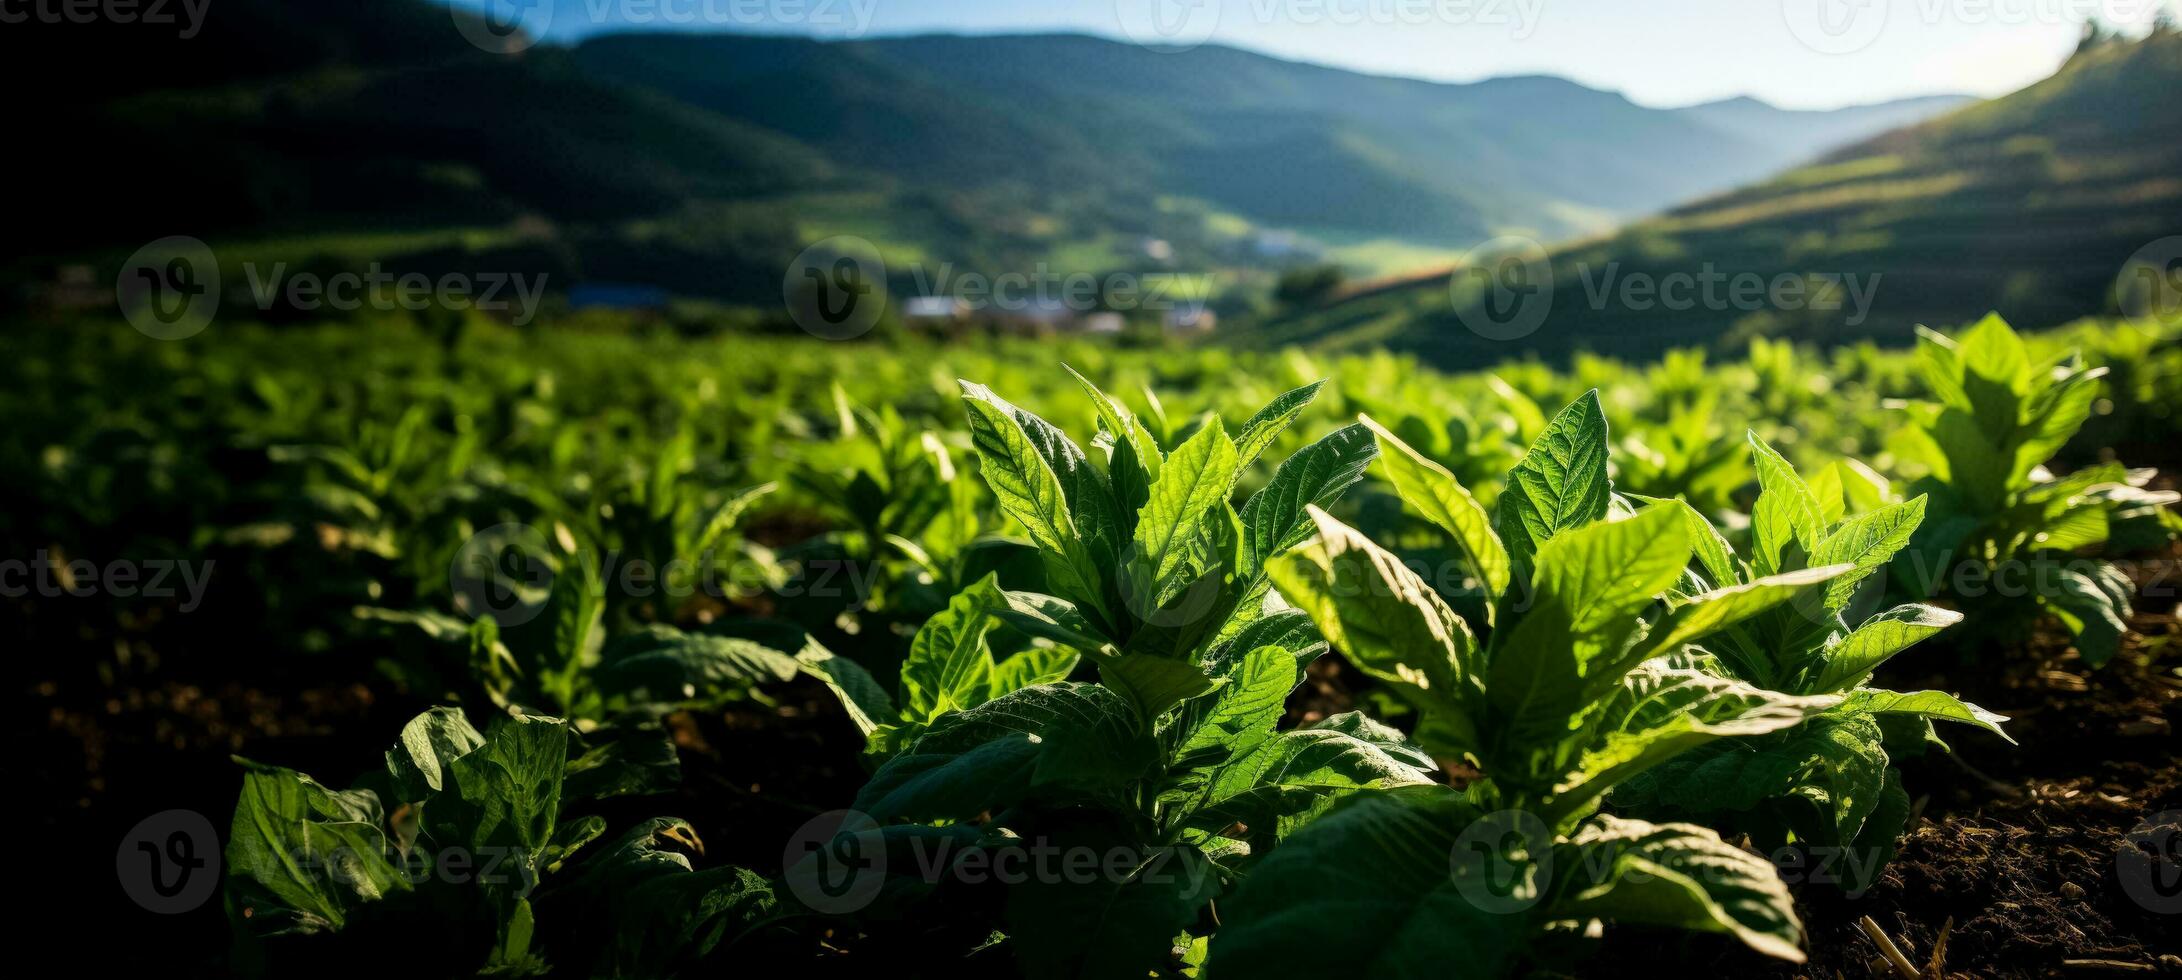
left=6, top=2, right=1971, bottom=305
left=1239, top=32, right=2182, bottom=363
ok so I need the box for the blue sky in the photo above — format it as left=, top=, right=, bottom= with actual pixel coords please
left=448, top=0, right=2177, bottom=109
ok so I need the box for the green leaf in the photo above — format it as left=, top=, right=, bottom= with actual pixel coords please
left=385, top=706, right=485, bottom=803
left=1494, top=390, right=1612, bottom=578
left=992, top=646, right=1082, bottom=695
left=1811, top=604, right=1962, bottom=692
left=439, top=712, right=571, bottom=873
left=795, top=640, right=895, bottom=739
left=1240, top=422, right=1379, bottom=579
left=1196, top=729, right=1437, bottom=839
left=996, top=591, right=1118, bottom=655
left=2014, top=366, right=2105, bottom=481
left=960, top=380, right=1121, bottom=630
left=1065, top=364, right=1163, bottom=531
left=1362, top=414, right=1511, bottom=604
left=1171, top=646, right=1293, bottom=765
left=1127, top=415, right=1241, bottom=613
left=1841, top=689, right=2013, bottom=742
left=1551, top=815, right=1806, bottom=963
left=1302, top=711, right=1438, bottom=771
left=1621, top=565, right=1850, bottom=677
left=595, top=625, right=801, bottom=707
left=1267, top=507, right=1484, bottom=756
left=1553, top=664, right=1840, bottom=821
left=1930, top=408, right=2010, bottom=512
left=1809, top=496, right=1928, bottom=612
left=1098, top=651, right=1220, bottom=719
left=1232, top=379, right=1326, bottom=470
left=858, top=684, right=1149, bottom=821
left=1487, top=506, right=1692, bottom=773
left=2037, top=559, right=2133, bottom=667
left=1207, top=787, right=1526, bottom=978
left=226, top=763, right=408, bottom=936
left=900, top=573, right=1008, bottom=725
left=1748, top=433, right=1823, bottom=576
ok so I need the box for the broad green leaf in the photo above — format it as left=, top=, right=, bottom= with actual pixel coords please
left=1212, top=607, right=1327, bottom=676
left=992, top=646, right=1082, bottom=694
left=1361, top=414, right=1511, bottom=603
left=1552, top=664, right=1839, bottom=821
left=2037, top=560, right=2132, bottom=667
left=858, top=684, right=1149, bottom=821
left=1619, top=565, right=1850, bottom=680
left=1806, top=463, right=1846, bottom=527
left=227, top=763, right=408, bottom=936
left=1487, top=506, right=1691, bottom=772
left=795, top=641, right=895, bottom=738
left=1065, top=364, right=1163, bottom=530
left=1171, top=646, right=1293, bottom=765
left=1956, top=312, right=2031, bottom=395
left=1838, top=457, right=1895, bottom=513
left=2014, top=366, right=2105, bottom=481
left=385, top=705, right=484, bottom=802
left=1552, top=815, right=1806, bottom=963
left=1811, top=603, right=1961, bottom=692
left=439, top=713, right=571, bottom=870
left=1841, top=689, right=2013, bottom=742
left=997, top=591, right=1118, bottom=656
left=1748, top=433, right=1823, bottom=575
left=960, top=381, right=1121, bottom=629
left=1196, top=729, right=1436, bottom=839
left=1267, top=507, right=1483, bottom=756
left=1494, top=390, right=1611, bottom=578
left=899, top=573, right=1007, bottom=725
left=1098, top=651, right=1220, bottom=719
left=1630, top=493, right=1741, bottom=589
left=1232, top=379, right=1326, bottom=470
left=1127, top=416, right=1240, bottom=612
left=1809, top=496, right=1928, bottom=611
left=1930, top=408, right=2009, bottom=512
left=1240, top=422, right=1378, bottom=577
left=1302, top=711, right=1438, bottom=771
left=595, top=625, right=801, bottom=707
left=1207, top=787, right=1525, bottom=978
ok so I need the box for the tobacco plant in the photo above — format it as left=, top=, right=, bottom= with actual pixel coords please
left=1209, top=395, right=1839, bottom=975
left=795, top=371, right=1437, bottom=976
left=1612, top=433, right=2012, bottom=890
left=1890, top=315, right=2182, bottom=665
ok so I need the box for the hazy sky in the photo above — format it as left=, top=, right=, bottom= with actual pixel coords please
left=452, top=0, right=2177, bottom=109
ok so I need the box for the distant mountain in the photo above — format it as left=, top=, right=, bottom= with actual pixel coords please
left=4, top=1, right=1968, bottom=304
left=574, top=32, right=1960, bottom=245
left=1673, top=94, right=1977, bottom=171
left=1239, top=33, right=2182, bottom=363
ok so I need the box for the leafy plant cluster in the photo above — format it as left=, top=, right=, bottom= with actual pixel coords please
left=7, top=311, right=2178, bottom=976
